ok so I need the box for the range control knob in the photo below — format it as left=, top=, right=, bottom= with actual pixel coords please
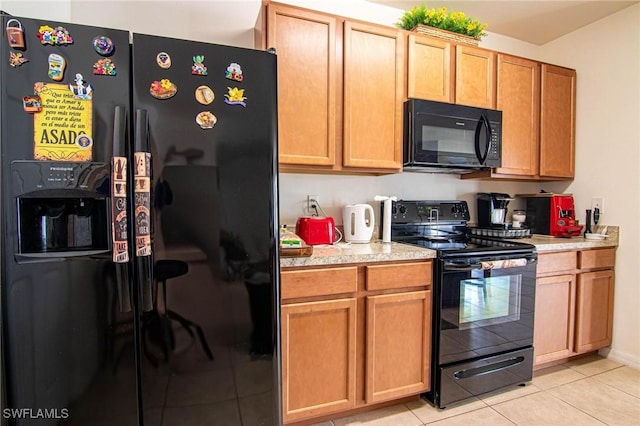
left=398, top=204, right=407, bottom=215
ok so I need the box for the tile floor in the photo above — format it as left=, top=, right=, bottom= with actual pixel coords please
left=312, top=354, right=640, bottom=426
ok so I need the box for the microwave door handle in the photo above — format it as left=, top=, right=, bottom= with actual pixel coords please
left=474, top=114, right=491, bottom=164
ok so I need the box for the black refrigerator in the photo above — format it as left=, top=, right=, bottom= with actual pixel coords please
left=0, top=13, right=281, bottom=426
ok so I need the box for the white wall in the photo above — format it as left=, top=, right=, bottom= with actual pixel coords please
left=538, top=4, right=640, bottom=368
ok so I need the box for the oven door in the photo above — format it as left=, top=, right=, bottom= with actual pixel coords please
left=438, top=253, right=537, bottom=366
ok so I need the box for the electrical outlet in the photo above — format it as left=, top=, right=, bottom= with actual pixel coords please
left=307, top=195, right=319, bottom=212
left=591, top=197, right=604, bottom=214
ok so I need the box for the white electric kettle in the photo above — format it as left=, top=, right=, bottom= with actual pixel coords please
left=342, top=204, right=375, bottom=243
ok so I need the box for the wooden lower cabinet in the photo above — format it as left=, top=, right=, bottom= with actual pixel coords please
left=575, top=269, right=614, bottom=353
left=366, top=290, right=431, bottom=403
left=533, top=248, right=615, bottom=367
left=281, top=260, right=432, bottom=423
left=281, top=298, right=357, bottom=423
left=533, top=274, right=576, bottom=365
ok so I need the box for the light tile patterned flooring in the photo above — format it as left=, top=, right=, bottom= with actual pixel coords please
left=312, top=355, right=640, bottom=426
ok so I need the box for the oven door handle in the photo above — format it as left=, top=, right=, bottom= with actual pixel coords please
left=443, top=261, right=484, bottom=271
left=444, top=257, right=536, bottom=271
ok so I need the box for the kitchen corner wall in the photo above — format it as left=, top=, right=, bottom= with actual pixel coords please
left=538, top=4, right=640, bottom=369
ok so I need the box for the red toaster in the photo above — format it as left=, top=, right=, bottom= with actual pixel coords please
left=296, top=216, right=337, bottom=245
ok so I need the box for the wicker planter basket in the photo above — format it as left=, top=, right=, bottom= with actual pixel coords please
left=411, top=24, right=480, bottom=46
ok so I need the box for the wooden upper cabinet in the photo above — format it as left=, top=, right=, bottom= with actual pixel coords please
left=496, top=54, right=540, bottom=176
left=540, top=64, right=576, bottom=178
left=266, top=4, right=337, bottom=166
left=455, top=46, right=496, bottom=108
left=407, top=34, right=454, bottom=102
left=343, top=21, right=405, bottom=170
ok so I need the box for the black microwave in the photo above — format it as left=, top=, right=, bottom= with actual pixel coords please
left=403, top=99, right=502, bottom=173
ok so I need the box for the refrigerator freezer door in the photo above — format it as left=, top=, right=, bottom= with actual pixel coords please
left=1, top=16, right=140, bottom=425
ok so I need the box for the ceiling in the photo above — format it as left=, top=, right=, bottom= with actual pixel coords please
left=367, top=0, right=638, bottom=45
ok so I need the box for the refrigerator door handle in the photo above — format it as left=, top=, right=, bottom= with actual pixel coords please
left=134, top=109, right=154, bottom=312
left=111, top=105, right=132, bottom=312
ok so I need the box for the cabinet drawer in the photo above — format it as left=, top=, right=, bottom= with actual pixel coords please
left=578, top=248, right=616, bottom=270
left=366, top=262, right=432, bottom=291
left=281, top=267, right=358, bottom=300
left=537, top=251, right=577, bottom=275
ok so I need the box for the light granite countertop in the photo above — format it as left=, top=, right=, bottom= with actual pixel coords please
left=280, top=241, right=436, bottom=268
left=279, top=226, right=619, bottom=268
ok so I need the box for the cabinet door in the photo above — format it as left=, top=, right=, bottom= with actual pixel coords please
left=496, top=54, right=540, bottom=176
left=407, top=34, right=454, bottom=102
left=575, top=270, right=614, bottom=353
left=343, top=21, right=404, bottom=170
left=267, top=4, right=337, bottom=166
left=281, top=298, right=357, bottom=422
left=365, top=290, right=431, bottom=403
left=540, top=64, right=576, bottom=178
left=533, top=274, right=576, bottom=366
left=455, top=45, right=496, bottom=108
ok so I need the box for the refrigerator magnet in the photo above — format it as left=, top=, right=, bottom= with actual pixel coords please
left=195, top=112, right=217, bottom=129
left=22, top=95, right=42, bottom=113
left=149, top=79, right=177, bottom=99
left=225, top=62, right=243, bottom=82
left=224, top=87, right=247, bottom=107
left=69, top=73, right=93, bottom=100
left=92, top=36, right=114, bottom=56
left=47, top=53, right=66, bottom=81
left=6, top=19, right=26, bottom=50
left=9, top=52, right=28, bottom=67
left=93, top=58, right=116, bottom=76
left=156, top=52, right=171, bottom=69
left=195, top=85, right=214, bottom=105
left=192, top=55, right=207, bottom=75
left=38, top=25, right=73, bottom=45
left=75, top=134, right=93, bottom=150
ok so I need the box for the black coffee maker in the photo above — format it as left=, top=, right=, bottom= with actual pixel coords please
left=477, top=193, right=514, bottom=228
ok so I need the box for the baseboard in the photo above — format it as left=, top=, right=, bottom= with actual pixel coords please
left=599, top=347, right=640, bottom=370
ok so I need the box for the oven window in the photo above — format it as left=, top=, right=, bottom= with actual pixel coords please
left=421, top=125, right=475, bottom=156
left=459, top=274, right=522, bottom=329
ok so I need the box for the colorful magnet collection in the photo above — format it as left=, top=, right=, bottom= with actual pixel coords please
left=150, top=51, right=249, bottom=128
left=9, top=18, right=252, bottom=132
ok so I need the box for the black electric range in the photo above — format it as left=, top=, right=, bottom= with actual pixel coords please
left=385, top=200, right=537, bottom=408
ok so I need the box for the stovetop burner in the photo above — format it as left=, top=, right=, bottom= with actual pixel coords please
left=387, top=200, right=536, bottom=257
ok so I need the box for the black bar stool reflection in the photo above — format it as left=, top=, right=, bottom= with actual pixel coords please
left=144, top=259, right=213, bottom=366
